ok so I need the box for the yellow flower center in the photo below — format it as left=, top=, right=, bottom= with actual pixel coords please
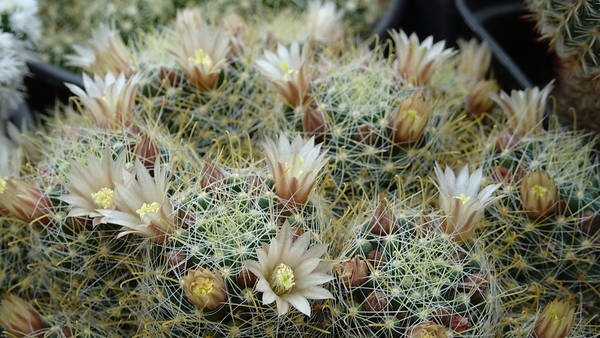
left=91, top=187, right=115, bottom=209
left=190, top=49, right=213, bottom=68
left=191, top=278, right=214, bottom=296
left=270, top=263, right=295, bottom=295
left=531, top=184, right=548, bottom=196
left=0, top=177, right=7, bottom=194
left=550, top=309, right=558, bottom=322
left=136, top=202, right=160, bottom=219
left=402, top=109, right=420, bottom=121
left=455, top=193, right=471, bottom=204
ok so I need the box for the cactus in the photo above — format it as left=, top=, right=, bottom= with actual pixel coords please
left=1, top=1, right=600, bottom=338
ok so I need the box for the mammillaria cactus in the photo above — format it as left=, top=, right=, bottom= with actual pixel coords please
left=1, top=1, right=599, bottom=338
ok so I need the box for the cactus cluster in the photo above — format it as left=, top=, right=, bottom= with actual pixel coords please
left=1, top=1, right=600, bottom=338
left=526, top=0, right=600, bottom=139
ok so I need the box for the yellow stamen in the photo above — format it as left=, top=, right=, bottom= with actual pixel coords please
left=270, top=263, right=295, bottom=295
left=91, top=187, right=115, bottom=209
left=191, top=278, right=214, bottom=296
left=0, top=177, right=7, bottom=194
left=550, top=309, right=558, bottom=322
left=136, top=202, right=160, bottom=219
left=190, top=49, right=213, bottom=68
left=279, top=62, right=294, bottom=74
left=531, top=184, right=548, bottom=196
left=402, top=109, right=420, bottom=121
left=455, top=193, right=471, bottom=204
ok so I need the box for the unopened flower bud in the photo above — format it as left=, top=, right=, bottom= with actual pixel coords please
left=340, top=256, right=369, bottom=287
left=406, top=321, right=448, bottom=338
left=354, top=123, right=378, bottom=145
left=466, top=79, right=498, bottom=118
left=303, top=105, right=328, bottom=141
left=236, top=267, right=258, bottom=289
left=158, top=66, right=179, bottom=87
left=390, top=95, right=431, bottom=144
left=246, top=173, right=264, bottom=195
left=0, top=294, right=47, bottom=338
left=199, top=160, right=225, bottom=193
left=433, top=307, right=452, bottom=326
left=533, top=299, right=575, bottom=338
left=371, top=199, right=397, bottom=236
left=520, top=169, right=558, bottom=219
left=0, top=178, right=53, bottom=226
left=496, top=127, right=518, bottom=152
left=363, top=291, right=387, bottom=312
left=451, top=315, right=470, bottom=332
left=182, top=268, right=228, bottom=310
left=412, top=213, right=434, bottom=238
left=367, top=250, right=386, bottom=269
left=458, top=273, right=488, bottom=303
left=134, top=134, right=160, bottom=172
left=166, top=250, right=188, bottom=274
left=578, top=211, right=599, bottom=239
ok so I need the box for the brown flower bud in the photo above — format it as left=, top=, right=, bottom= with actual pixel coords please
left=236, top=267, right=258, bottom=289
left=520, top=169, right=558, bottom=220
left=166, top=250, right=188, bottom=274
left=578, top=211, right=599, bottom=237
left=390, top=95, right=431, bottom=144
left=134, top=134, right=160, bottom=171
left=367, top=250, right=386, bottom=269
left=0, top=178, right=53, bottom=226
left=303, top=105, right=328, bottom=141
left=451, top=315, right=470, bottom=332
left=246, top=173, right=264, bottom=195
left=0, top=294, right=47, bottom=338
left=371, top=199, right=397, bottom=236
left=406, top=321, right=448, bottom=338
left=354, top=123, right=378, bottom=145
left=363, top=291, right=387, bottom=312
left=466, top=79, right=498, bottom=118
left=533, top=299, right=575, bottom=338
left=412, top=213, right=434, bottom=238
left=158, top=66, right=179, bottom=87
left=458, top=273, right=488, bottom=303
left=433, top=307, right=452, bottom=326
left=182, top=268, right=228, bottom=310
left=199, top=160, right=226, bottom=193
left=340, top=256, right=369, bottom=287
left=496, top=127, right=518, bottom=152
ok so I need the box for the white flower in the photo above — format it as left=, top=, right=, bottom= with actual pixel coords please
left=433, top=164, right=502, bottom=242
left=60, top=148, right=130, bottom=226
left=243, top=221, right=333, bottom=316
left=491, top=82, right=554, bottom=138
left=390, top=29, right=456, bottom=86
left=169, top=24, right=230, bottom=90
left=65, top=24, right=134, bottom=77
left=97, top=158, right=175, bottom=241
left=457, top=38, right=492, bottom=87
left=255, top=42, right=311, bottom=106
left=65, top=72, right=142, bottom=130
left=307, top=0, right=345, bottom=43
left=263, top=134, right=329, bottom=211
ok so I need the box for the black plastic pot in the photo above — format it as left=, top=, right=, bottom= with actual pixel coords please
left=455, top=0, right=556, bottom=91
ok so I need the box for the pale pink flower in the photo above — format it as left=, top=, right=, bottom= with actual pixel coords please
left=306, top=1, right=345, bottom=43
left=243, top=221, right=333, bottom=316
left=534, top=299, right=576, bottom=338
left=263, top=134, right=329, bottom=211
left=390, top=29, right=456, bottom=86
left=433, top=164, right=502, bottom=242
left=457, top=38, right=492, bottom=87
left=255, top=42, right=312, bottom=106
left=169, top=24, right=230, bottom=90
left=0, top=294, right=47, bottom=338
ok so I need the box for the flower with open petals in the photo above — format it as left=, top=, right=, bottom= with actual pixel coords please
left=169, top=24, right=230, bottom=90
left=243, top=221, right=333, bottom=316
left=60, top=148, right=130, bottom=226
left=255, top=42, right=312, bottom=106
left=390, top=29, right=456, bottom=86
left=263, top=134, right=329, bottom=212
left=534, top=299, right=576, bottom=338
left=306, top=0, right=345, bottom=43
left=65, top=72, right=142, bottom=131
left=491, top=81, right=554, bottom=138
left=0, top=294, right=47, bottom=338
left=65, top=24, right=134, bottom=78
left=407, top=321, right=448, bottom=338
left=433, top=164, right=502, bottom=242
left=97, top=158, right=175, bottom=242
left=182, top=267, right=228, bottom=310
